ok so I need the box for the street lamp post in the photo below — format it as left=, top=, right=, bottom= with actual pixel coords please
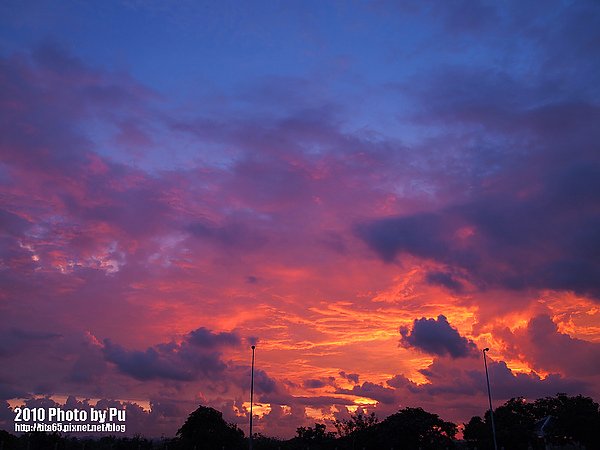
left=483, top=348, right=498, bottom=450
left=249, top=345, right=255, bottom=450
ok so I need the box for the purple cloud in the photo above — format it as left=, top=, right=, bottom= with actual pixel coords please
left=400, top=315, right=477, bottom=358
left=303, top=379, right=327, bottom=389
left=339, top=371, right=360, bottom=384
left=414, top=357, right=588, bottom=401
left=358, top=157, right=600, bottom=300
left=187, top=327, right=241, bottom=348
left=508, top=315, right=600, bottom=378
left=336, top=382, right=397, bottom=405
left=102, top=327, right=240, bottom=382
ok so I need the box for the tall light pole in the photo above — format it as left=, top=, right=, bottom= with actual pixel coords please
left=483, top=348, right=498, bottom=450
left=249, top=345, right=256, bottom=450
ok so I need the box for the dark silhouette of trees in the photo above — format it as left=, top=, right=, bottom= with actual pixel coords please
left=1, top=394, right=598, bottom=449
left=464, top=393, right=600, bottom=450
left=296, top=422, right=336, bottom=441
left=250, top=432, right=285, bottom=450
left=0, top=430, right=17, bottom=448
left=176, top=405, right=245, bottom=449
left=290, top=423, right=336, bottom=449
left=463, top=415, right=490, bottom=448
left=464, top=397, right=540, bottom=450
left=339, top=407, right=457, bottom=450
left=376, top=407, right=457, bottom=449
left=333, top=411, right=378, bottom=437
left=491, top=397, right=537, bottom=450
left=532, top=393, right=600, bottom=449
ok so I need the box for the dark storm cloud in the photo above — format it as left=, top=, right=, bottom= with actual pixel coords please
left=386, top=374, right=415, bottom=390
left=67, top=340, right=108, bottom=384
left=254, top=369, right=279, bottom=395
left=339, top=371, right=359, bottom=384
left=102, top=339, right=194, bottom=381
left=505, top=315, right=600, bottom=378
left=358, top=158, right=600, bottom=299
left=188, top=327, right=241, bottom=347
left=102, top=327, right=240, bottom=381
left=356, top=213, right=448, bottom=263
left=412, top=358, right=589, bottom=401
left=336, top=381, right=397, bottom=405
left=303, top=379, right=326, bottom=389
left=485, top=361, right=588, bottom=400
left=400, top=315, right=477, bottom=358
left=425, top=270, right=464, bottom=292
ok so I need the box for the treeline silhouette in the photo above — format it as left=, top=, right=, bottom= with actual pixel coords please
left=1, top=393, right=598, bottom=449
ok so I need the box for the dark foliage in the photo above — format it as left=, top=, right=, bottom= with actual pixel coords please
left=295, top=423, right=336, bottom=442
left=372, top=407, right=457, bottom=449
left=287, top=423, right=337, bottom=450
left=464, top=393, right=600, bottom=450
left=532, top=393, right=600, bottom=449
left=333, top=411, right=378, bottom=437
left=2, top=395, right=599, bottom=449
left=250, top=432, right=285, bottom=450
left=332, top=407, right=456, bottom=450
left=176, top=405, right=245, bottom=450
left=463, top=415, right=491, bottom=449
left=0, top=431, right=155, bottom=450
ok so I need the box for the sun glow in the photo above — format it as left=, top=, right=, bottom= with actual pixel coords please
left=242, top=402, right=271, bottom=418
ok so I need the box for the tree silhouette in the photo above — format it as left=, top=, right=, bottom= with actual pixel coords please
left=532, top=393, right=600, bottom=449
left=464, top=397, right=539, bottom=450
left=333, top=411, right=378, bottom=437
left=2, top=395, right=598, bottom=450
left=464, top=394, right=600, bottom=450
left=346, top=407, right=457, bottom=449
left=492, top=397, right=537, bottom=450
left=176, top=405, right=245, bottom=449
left=463, top=415, right=490, bottom=449
left=296, top=422, right=335, bottom=441
left=292, top=422, right=337, bottom=449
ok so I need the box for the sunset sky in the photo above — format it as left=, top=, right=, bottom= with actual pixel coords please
left=1, top=0, right=599, bottom=439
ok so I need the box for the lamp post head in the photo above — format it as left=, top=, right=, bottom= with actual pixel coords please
left=251, top=345, right=256, bottom=350
left=483, top=347, right=489, bottom=352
